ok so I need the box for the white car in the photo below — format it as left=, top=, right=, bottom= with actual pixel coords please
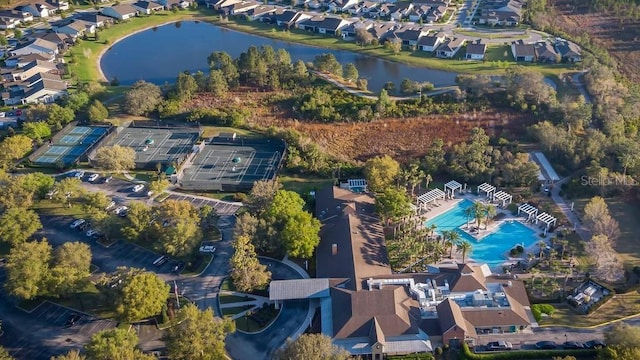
left=74, top=171, right=85, bottom=179
left=132, top=184, right=145, bottom=193
left=105, top=201, right=116, bottom=211
left=114, top=206, right=128, bottom=215
left=88, top=174, right=99, bottom=182
left=199, top=245, right=216, bottom=254
left=86, top=229, right=99, bottom=237
left=70, top=219, right=86, bottom=229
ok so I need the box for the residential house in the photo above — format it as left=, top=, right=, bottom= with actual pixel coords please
left=417, top=32, right=445, bottom=52
left=535, top=41, right=559, bottom=63
left=16, top=3, right=52, bottom=18
left=511, top=40, right=535, bottom=62
left=75, top=12, right=113, bottom=28
left=270, top=10, right=310, bottom=28
left=465, top=40, right=486, bottom=60
left=244, top=5, right=278, bottom=21
left=228, top=1, right=259, bottom=15
left=132, top=1, right=164, bottom=15
left=425, top=4, right=447, bottom=22
left=269, top=185, right=534, bottom=356
left=100, top=4, right=139, bottom=20
left=298, top=16, right=349, bottom=35
left=0, top=10, right=34, bottom=23
left=11, top=38, right=58, bottom=57
left=210, top=0, right=240, bottom=10
left=46, top=0, right=70, bottom=11
left=5, top=53, right=54, bottom=68
left=368, top=3, right=393, bottom=18
left=436, top=37, right=465, bottom=58
left=555, top=39, right=581, bottom=63
left=341, top=20, right=374, bottom=41
left=327, top=0, right=358, bottom=13
left=479, top=0, right=522, bottom=26
left=305, top=0, right=323, bottom=10
left=368, top=22, right=396, bottom=42
left=31, top=32, right=74, bottom=52
left=0, top=17, right=20, bottom=30
left=395, top=26, right=429, bottom=47
left=20, top=72, right=67, bottom=104
left=348, top=1, right=378, bottom=16
left=6, top=59, right=57, bottom=81
left=162, top=0, right=193, bottom=9
left=390, top=2, right=412, bottom=21
left=54, top=19, right=96, bottom=38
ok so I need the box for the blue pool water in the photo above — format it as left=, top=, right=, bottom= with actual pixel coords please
left=425, top=199, right=538, bottom=266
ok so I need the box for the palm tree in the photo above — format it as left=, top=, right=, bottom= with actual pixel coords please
left=538, top=240, right=546, bottom=260
left=427, top=223, right=437, bottom=240
left=424, top=173, right=433, bottom=190
left=464, top=206, right=474, bottom=229
left=559, top=239, right=568, bottom=259
left=472, top=202, right=485, bottom=229
left=457, top=240, right=473, bottom=263
left=484, top=205, right=497, bottom=230
left=447, top=231, right=461, bottom=258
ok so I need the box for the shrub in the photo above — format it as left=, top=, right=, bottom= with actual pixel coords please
left=531, top=303, right=556, bottom=321
left=435, top=347, right=442, bottom=355
left=510, top=248, right=518, bottom=257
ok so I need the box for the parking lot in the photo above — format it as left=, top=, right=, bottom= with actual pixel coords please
left=29, top=302, right=115, bottom=334
left=164, top=193, right=242, bottom=216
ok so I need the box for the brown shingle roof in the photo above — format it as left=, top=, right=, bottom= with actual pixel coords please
left=450, top=264, right=487, bottom=292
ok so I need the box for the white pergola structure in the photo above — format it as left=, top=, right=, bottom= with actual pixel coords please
left=444, top=180, right=462, bottom=199
left=417, top=188, right=446, bottom=210
left=517, top=203, right=538, bottom=222
left=536, top=212, right=557, bottom=235
left=477, top=183, right=496, bottom=198
left=347, top=178, right=367, bottom=192
left=493, top=191, right=513, bottom=207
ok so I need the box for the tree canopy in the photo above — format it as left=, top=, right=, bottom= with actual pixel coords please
left=275, top=333, right=350, bottom=360
left=22, top=121, right=51, bottom=140
left=5, top=239, right=52, bottom=300
left=85, top=328, right=154, bottom=360
left=116, top=270, right=170, bottom=322
left=151, top=200, right=203, bottom=258
left=87, top=100, right=109, bottom=122
left=375, top=187, right=412, bottom=223
left=92, top=145, right=136, bottom=172
left=600, top=324, right=640, bottom=360
left=0, top=135, right=33, bottom=168
left=0, top=208, right=41, bottom=246
left=230, top=234, right=271, bottom=293
left=364, top=155, right=400, bottom=193
left=124, top=80, right=163, bottom=116
left=164, top=303, right=235, bottom=360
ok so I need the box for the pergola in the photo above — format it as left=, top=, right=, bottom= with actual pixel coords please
left=493, top=191, right=513, bottom=207
left=517, top=203, right=538, bottom=221
left=444, top=180, right=462, bottom=198
left=536, top=212, right=557, bottom=235
left=477, top=183, right=496, bottom=198
left=348, top=178, right=367, bottom=192
left=417, top=188, right=446, bottom=209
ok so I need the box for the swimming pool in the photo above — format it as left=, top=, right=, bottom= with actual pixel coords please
left=425, top=199, right=538, bottom=266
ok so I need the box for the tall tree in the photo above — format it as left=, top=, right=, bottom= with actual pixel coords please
left=46, top=104, right=75, bottom=129
left=48, top=242, right=92, bottom=297
left=175, top=72, right=198, bottom=101
left=124, top=80, right=163, bottom=116
left=5, top=239, right=51, bottom=300
left=375, top=187, right=412, bottom=224
left=364, top=155, right=400, bottom=193
left=0, top=134, right=33, bottom=168
left=207, top=69, right=228, bottom=96
left=116, top=271, right=170, bottom=322
left=207, top=51, right=239, bottom=87
left=92, top=145, right=136, bottom=172
left=51, top=177, right=83, bottom=208
left=165, top=303, right=235, bottom=360
left=0, top=208, right=42, bottom=246
left=51, top=349, right=86, bottom=360
left=275, top=333, right=350, bottom=360
left=87, top=100, right=109, bottom=122
left=151, top=200, right=203, bottom=257
left=343, top=63, right=359, bottom=82
left=586, top=234, right=623, bottom=282
left=246, top=180, right=282, bottom=214
left=148, top=177, right=170, bottom=195
left=122, top=202, right=154, bottom=243
left=457, top=240, right=473, bottom=263
left=423, top=138, right=446, bottom=175
left=230, top=234, right=271, bottom=293
left=583, top=196, right=620, bottom=241
left=85, top=328, right=153, bottom=360
left=22, top=121, right=51, bottom=140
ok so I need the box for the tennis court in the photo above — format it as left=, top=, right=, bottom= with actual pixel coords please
left=32, top=126, right=109, bottom=167
left=102, top=128, right=201, bottom=169
left=180, top=142, right=284, bottom=191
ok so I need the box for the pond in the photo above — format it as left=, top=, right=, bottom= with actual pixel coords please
left=100, top=21, right=458, bottom=93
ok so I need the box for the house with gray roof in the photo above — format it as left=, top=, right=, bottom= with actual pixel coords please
left=511, top=40, right=535, bottom=62
left=11, top=38, right=58, bottom=57
left=555, top=39, right=581, bottom=63
left=479, top=0, right=522, bottom=26
left=132, top=1, right=164, bottom=15
left=465, top=40, right=486, bottom=60
left=100, top=4, right=139, bottom=20
left=417, top=32, right=445, bottom=52
left=535, top=41, right=559, bottom=63
left=395, top=26, right=429, bottom=47
left=16, top=2, right=53, bottom=18
left=298, top=16, right=350, bottom=35
left=436, top=37, right=465, bottom=58
left=54, top=19, right=95, bottom=38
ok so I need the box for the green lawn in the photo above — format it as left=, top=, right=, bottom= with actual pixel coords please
left=19, top=283, right=117, bottom=319
left=234, top=304, right=280, bottom=333
left=221, top=305, right=253, bottom=316
left=539, top=293, right=640, bottom=327
left=279, top=175, right=334, bottom=195
left=219, top=294, right=252, bottom=304
left=32, top=200, right=85, bottom=217
left=181, top=254, right=212, bottom=276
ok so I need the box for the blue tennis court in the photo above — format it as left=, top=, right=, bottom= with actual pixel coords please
left=32, top=126, right=109, bottom=167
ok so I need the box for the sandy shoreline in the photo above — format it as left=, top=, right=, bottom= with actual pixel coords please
left=95, top=20, right=189, bottom=83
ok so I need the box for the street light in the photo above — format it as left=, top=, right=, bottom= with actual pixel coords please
left=564, top=333, right=568, bottom=343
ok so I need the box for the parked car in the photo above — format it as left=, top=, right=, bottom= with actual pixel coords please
left=132, top=184, right=144, bottom=193
left=65, top=313, right=81, bottom=327
left=114, top=206, right=128, bottom=215
left=86, top=229, right=99, bottom=237
left=536, top=341, right=557, bottom=350
left=79, top=222, right=91, bottom=231
left=104, top=175, right=113, bottom=184
left=105, top=201, right=116, bottom=211
left=172, top=261, right=185, bottom=274
left=562, top=341, right=584, bottom=349
left=199, top=245, right=216, bottom=254
left=74, top=171, right=85, bottom=179
left=584, top=340, right=606, bottom=349
left=146, top=190, right=154, bottom=197
left=70, top=219, right=86, bottom=229
left=88, top=173, right=99, bottom=182
left=487, top=341, right=513, bottom=351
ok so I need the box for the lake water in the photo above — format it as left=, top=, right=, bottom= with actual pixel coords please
left=100, top=21, right=457, bottom=93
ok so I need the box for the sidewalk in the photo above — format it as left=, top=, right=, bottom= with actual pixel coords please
left=551, top=176, right=591, bottom=241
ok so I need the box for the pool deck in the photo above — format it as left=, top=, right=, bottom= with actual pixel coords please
left=416, top=191, right=556, bottom=272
